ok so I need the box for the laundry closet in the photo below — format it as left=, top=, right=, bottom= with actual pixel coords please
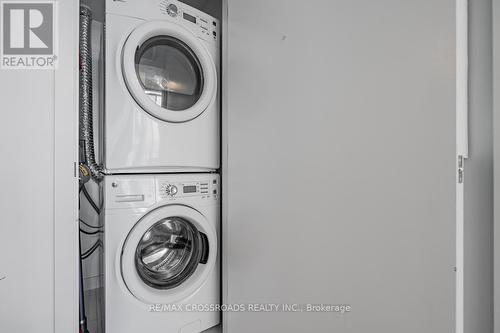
left=78, top=1, right=223, bottom=332
left=0, top=1, right=494, bottom=333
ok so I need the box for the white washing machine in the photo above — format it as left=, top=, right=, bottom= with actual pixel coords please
left=103, top=174, right=220, bottom=333
left=104, top=0, right=220, bottom=173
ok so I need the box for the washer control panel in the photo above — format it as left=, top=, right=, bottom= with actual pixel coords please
left=104, top=175, right=219, bottom=210
left=159, top=1, right=219, bottom=43
left=159, top=177, right=219, bottom=200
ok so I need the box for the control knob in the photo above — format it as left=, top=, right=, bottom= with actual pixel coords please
left=166, top=4, right=178, bottom=17
left=165, top=184, right=178, bottom=196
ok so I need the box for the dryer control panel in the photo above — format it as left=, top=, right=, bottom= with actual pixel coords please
left=159, top=1, right=220, bottom=43
left=106, top=0, right=220, bottom=45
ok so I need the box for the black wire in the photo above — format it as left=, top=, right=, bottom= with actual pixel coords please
left=81, top=245, right=100, bottom=260
left=82, top=242, right=101, bottom=259
left=79, top=179, right=103, bottom=260
left=79, top=218, right=102, bottom=230
left=81, top=240, right=100, bottom=257
left=81, top=240, right=102, bottom=260
left=82, top=184, right=101, bottom=215
left=80, top=228, right=103, bottom=235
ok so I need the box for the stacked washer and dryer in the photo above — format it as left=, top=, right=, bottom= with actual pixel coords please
left=101, top=1, right=221, bottom=332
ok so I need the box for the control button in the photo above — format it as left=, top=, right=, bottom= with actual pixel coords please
left=166, top=4, right=178, bottom=17
left=165, top=184, right=178, bottom=196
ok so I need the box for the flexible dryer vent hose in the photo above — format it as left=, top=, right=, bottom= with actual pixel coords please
left=79, top=6, right=103, bottom=180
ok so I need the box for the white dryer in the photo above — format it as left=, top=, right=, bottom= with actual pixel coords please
left=103, top=174, right=220, bottom=333
left=104, top=0, right=220, bottom=173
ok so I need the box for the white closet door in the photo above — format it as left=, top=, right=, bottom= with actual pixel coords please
left=0, top=1, right=79, bottom=332
left=223, top=1, right=457, bottom=332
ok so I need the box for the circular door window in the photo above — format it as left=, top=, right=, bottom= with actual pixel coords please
left=135, top=217, right=209, bottom=290
left=135, top=36, right=204, bottom=112
left=121, top=205, right=217, bottom=304
left=122, top=21, right=217, bottom=123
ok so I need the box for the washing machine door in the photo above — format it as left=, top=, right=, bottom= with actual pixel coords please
left=121, top=205, right=217, bottom=304
left=122, top=21, right=217, bottom=123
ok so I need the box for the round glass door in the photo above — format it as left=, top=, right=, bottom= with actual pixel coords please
left=135, top=217, right=208, bottom=290
left=135, top=36, right=204, bottom=111
left=122, top=21, right=217, bottom=123
left=121, top=204, right=217, bottom=304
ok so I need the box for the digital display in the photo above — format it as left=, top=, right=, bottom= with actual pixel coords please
left=183, top=185, right=197, bottom=193
left=183, top=12, right=196, bottom=24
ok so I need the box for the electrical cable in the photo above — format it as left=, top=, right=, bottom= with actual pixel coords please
left=81, top=239, right=101, bottom=255
left=78, top=227, right=89, bottom=333
left=82, top=184, right=100, bottom=215
left=81, top=240, right=102, bottom=260
left=81, top=243, right=101, bottom=260
left=79, top=228, right=103, bottom=235
left=79, top=218, right=102, bottom=230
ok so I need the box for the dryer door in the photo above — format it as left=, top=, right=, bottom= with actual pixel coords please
left=122, top=21, right=217, bottom=123
left=121, top=205, right=216, bottom=304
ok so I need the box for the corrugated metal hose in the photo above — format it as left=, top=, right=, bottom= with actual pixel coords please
left=79, top=5, right=103, bottom=181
